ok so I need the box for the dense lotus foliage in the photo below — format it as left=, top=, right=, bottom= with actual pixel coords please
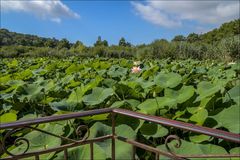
left=0, top=57, right=239, bottom=159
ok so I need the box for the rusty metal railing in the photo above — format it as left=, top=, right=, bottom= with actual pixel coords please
left=0, top=108, right=239, bottom=160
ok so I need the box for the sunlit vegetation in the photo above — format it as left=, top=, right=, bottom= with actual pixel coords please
left=0, top=57, right=239, bottom=159
left=0, top=19, right=239, bottom=61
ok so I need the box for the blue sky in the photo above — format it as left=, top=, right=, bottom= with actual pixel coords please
left=1, top=0, right=239, bottom=46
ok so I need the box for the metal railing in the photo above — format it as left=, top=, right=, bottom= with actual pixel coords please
left=0, top=108, right=239, bottom=160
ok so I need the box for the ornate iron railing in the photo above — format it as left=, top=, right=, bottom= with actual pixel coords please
left=0, top=108, right=239, bottom=160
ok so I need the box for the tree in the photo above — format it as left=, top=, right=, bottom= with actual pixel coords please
left=17, top=38, right=28, bottom=46
left=150, top=39, right=170, bottom=58
left=71, top=40, right=87, bottom=54
left=119, top=37, right=131, bottom=47
left=119, top=37, right=126, bottom=46
left=44, top=39, right=56, bottom=48
left=94, top=36, right=108, bottom=47
left=94, top=36, right=102, bottom=47
left=58, top=38, right=70, bottom=49
left=73, top=40, right=84, bottom=48
left=125, top=42, right=131, bottom=47
left=172, top=35, right=186, bottom=42
left=187, top=33, right=200, bottom=43
left=102, top=40, right=108, bottom=47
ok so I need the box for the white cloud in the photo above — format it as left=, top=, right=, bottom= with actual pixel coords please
left=1, top=0, right=80, bottom=23
left=132, top=1, right=239, bottom=28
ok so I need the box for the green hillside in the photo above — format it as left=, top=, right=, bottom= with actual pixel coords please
left=0, top=19, right=239, bottom=60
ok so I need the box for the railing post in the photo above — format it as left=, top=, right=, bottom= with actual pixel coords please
left=35, top=155, right=39, bottom=160
left=90, top=142, right=94, bottom=160
left=111, top=112, right=116, bottom=160
left=155, top=153, right=159, bottom=160
left=64, top=149, right=68, bottom=160
left=132, top=146, right=136, bottom=160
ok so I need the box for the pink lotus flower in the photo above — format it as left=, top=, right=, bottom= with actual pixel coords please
left=131, top=66, right=141, bottom=73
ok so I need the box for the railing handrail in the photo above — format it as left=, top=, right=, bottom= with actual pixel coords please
left=113, top=109, right=240, bottom=143
left=0, top=108, right=112, bottom=129
left=1, top=108, right=239, bottom=143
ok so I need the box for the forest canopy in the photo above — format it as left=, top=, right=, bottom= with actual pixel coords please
left=0, top=19, right=239, bottom=61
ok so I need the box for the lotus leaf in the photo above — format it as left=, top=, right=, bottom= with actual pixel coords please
left=0, top=112, right=17, bottom=123
left=211, top=104, right=240, bottom=133
left=137, top=97, right=177, bottom=115
left=83, top=87, right=114, bottom=106
left=140, top=123, right=168, bottom=138
left=158, top=139, right=228, bottom=160
left=189, top=109, right=208, bottom=125
left=196, top=81, right=223, bottom=102
left=154, top=72, right=182, bottom=88
left=224, top=85, right=240, bottom=105
left=88, top=122, right=136, bottom=159
left=165, top=85, right=195, bottom=103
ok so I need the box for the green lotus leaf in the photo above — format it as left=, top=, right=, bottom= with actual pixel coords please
left=141, top=66, right=159, bottom=79
left=88, top=122, right=136, bottom=159
left=114, top=83, right=143, bottom=99
left=189, top=96, right=213, bottom=113
left=59, top=75, right=74, bottom=86
left=158, top=139, right=228, bottom=160
left=50, top=87, right=85, bottom=111
left=7, top=59, right=18, bottom=68
left=1, top=104, right=13, bottom=112
left=225, top=69, right=236, bottom=79
left=195, top=81, right=223, bottom=102
left=224, top=85, right=240, bottom=105
left=0, top=112, right=17, bottom=123
left=154, top=72, right=182, bottom=88
left=15, top=69, right=33, bottom=80
left=126, top=99, right=141, bottom=108
left=189, top=135, right=212, bottom=143
left=83, top=87, right=114, bottom=106
left=8, top=123, right=64, bottom=160
left=0, top=75, right=11, bottom=84
left=55, top=144, right=106, bottom=160
left=229, top=147, right=240, bottom=160
left=0, top=80, right=25, bottom=94
left=32, top=68, right=47, bottom=75
left=49, top=100, right=75, bottom=112
left=16, top=84, right=44, bottom=102
left=18, top=114, right=38, bottom=121
left=211, top=104, right=240, bottom=133
left=172, top=110, right=186, bottom=119
left=83, top=76, right=103, bottom=93
left=189, top=109, right=208, bottom=125
left=67, top=87, right=85, bottom=104
left=123, top=78, right=154, bottom=97
left=140, top=123, right=168, bottom=138
left=102, top=78, right=117, bottom=88
left=107, top=65, right=128, bottom=78
left=80, top=113, right=109, bottom=122
left=137, top=97, right=177, bottom=115
left=111, top=100, right=125, bottom=108
left=65, top=64, right=83, bottom=74
left=137, top=99, right=159, bottom=115
left=165, top=85, right=195, bottom=103
left=135, top=78, right=155, bottom=89
left=230, top=147, right=240, bottom=154
left=35, top=79, right=55, bottom=93
left=65, top=80, right=81, bottom=89
left=111, top=99, right=140, bottom=110
left=116, top=114, right=144, bottom=131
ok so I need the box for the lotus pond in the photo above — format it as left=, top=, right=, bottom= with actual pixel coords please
left=0, top=57, right=239, bottom=159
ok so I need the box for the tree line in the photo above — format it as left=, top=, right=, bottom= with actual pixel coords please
left=0, top=19, right=239, bottom=61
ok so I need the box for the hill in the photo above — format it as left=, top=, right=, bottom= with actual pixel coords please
left=200, top=19, right=239, bottom=44
left=0, top=19, right=239, bottom=60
